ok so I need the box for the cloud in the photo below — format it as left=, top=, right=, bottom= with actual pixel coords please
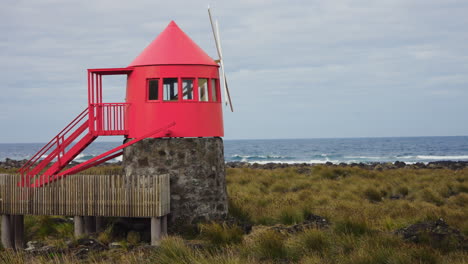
left=1, top=0, right=468, bottom=142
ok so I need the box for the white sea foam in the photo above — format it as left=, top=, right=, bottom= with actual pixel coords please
left=247, top=160, right=310, bottom=165
left=416, top=155, right=468, bottom=160
left=345, top=156, right=386, bottom=160
left=112, top=156, right=123, bottom=162
left=73, top=153, right=85, bottom=161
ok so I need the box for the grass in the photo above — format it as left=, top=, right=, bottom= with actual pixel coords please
left=1, top=165, right=467, bottom=263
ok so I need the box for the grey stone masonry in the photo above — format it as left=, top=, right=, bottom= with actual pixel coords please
left=123, top=137, right=228, bottom=225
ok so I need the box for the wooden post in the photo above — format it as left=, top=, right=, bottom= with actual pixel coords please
left=1, top=215, right=13, bottom=249
left=74, top=216, right=85, bottom=237
left=151, top=217, right=161, bottom=246
left=13, top=215, right=24, bottom=249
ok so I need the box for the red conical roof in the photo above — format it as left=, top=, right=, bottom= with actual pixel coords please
left=129, top=21, right=218, bottom=67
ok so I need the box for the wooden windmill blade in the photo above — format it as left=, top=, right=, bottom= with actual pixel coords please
left=208, top=6, right=234, bottom=112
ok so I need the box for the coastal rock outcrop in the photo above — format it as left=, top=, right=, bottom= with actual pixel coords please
left=395, top=218, right=468, bottom=251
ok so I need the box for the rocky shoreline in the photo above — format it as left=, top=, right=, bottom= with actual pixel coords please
left=226, top=160, right=468, bottom=170
left=2, top=158, right=468, bottom=171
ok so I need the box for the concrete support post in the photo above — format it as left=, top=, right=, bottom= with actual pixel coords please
left=161, top=215, right=168, bottom=236
left=1, top=215, right=13, bottom=249
left=13, top=215, right=24, bottom=249
left=84, top=216, right=96, bottom=234
left=74, top=216, right=85, bottom=237
left=95, top=217, right=103, bottom=233
left=151, top=217, right=162, bottom=246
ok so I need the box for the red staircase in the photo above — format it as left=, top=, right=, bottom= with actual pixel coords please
left=19, top=108, right=91, bottom=186
left=19, top=103, right=130, bottom=187
left=19, top=68, right=138, bottom=187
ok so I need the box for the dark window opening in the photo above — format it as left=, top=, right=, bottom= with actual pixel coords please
left=163, top=78, right=179, bottom=101
left=148, top=79, right=159, bottom=100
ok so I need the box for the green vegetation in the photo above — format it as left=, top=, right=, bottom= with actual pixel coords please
left=1, top=165, right=467, bottom=263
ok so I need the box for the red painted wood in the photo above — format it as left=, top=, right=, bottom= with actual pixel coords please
left=125, top=65, right=224, bottom=138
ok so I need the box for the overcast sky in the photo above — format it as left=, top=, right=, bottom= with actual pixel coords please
left=1, top=0, right=467, bottom=143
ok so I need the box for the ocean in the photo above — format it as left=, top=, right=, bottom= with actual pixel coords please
left=1, top=136, right=468, bottom=164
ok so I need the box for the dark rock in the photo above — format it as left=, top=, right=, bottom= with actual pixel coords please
left=295, top=167, right=311, bottom=174
left=304, top=213, right=330, bottom=229
left=394, top=161, right=406, bottom=168
left=374, top=164, right=384, bottom=171
left=76, top=238, right=107, bottom=251
left=266, top=213, right=329, bottom=235
left=395, top=218, right=468, bottom=251
left=68, top=238, right=108, bottom=259
left=414, top=162, right=427, bottom=169
left=24, top=241, right=61, bottom=254
left=390, top=194, right=402, bottom=200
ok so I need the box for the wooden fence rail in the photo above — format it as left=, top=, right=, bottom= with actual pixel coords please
left=0, top=174, right=170, bottom=218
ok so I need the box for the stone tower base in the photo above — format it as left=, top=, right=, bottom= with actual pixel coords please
left=123, top=137, right=228, bottom=225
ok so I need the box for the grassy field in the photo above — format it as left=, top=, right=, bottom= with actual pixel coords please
left=1, top=165, right=467, bottom=263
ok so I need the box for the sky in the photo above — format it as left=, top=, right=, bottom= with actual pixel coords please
left=1, top=0, right=467, bottom=143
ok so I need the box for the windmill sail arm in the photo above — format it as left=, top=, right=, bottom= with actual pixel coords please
left=208, top=7, right=234, bottom=112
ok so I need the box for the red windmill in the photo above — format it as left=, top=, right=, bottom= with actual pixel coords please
left=19, top=15, right=233, bottom=187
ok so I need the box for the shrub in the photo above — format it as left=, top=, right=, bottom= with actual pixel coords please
left=334, top=218, right=371, bottom=236
left=271, top=182, right=289, bottom=193
left=97, top=225, right=114, bottom=245
left=278, top=208, right=304, bottom=225
left=397, top=186, right=409, bottom=196
left=247, top=230, right=287, bottom=261
left=346, top=247, right=411, bottom=264
left=127, top=231, right=140, bottom=245
left=150, top=236, right=197, bottom=264
left=363, top=188, right=382, bottom=202
left=457, top=183, right=468, bottom=193
left=318, top=168, right=348, bottom=180
left=25, top=215, right=70, bottom=240
left=421, top=190, right=444, bottom=206
left=409, top=247, right=440, bottom=264
left=287, top=229, right=330, bottom=259
left=228, top=198, right=251, bottom=223
left=198, top=222, right=244, bottom=246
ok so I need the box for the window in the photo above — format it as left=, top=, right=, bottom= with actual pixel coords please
left=198, top=78, right=208, bottom=102
left=211, top=79, right=218, bottom=102
left=148, top=79, right=159, bottom=100
left=163, top=78, right=179, bottom=101
left=182, top=79, right=194, bottom=100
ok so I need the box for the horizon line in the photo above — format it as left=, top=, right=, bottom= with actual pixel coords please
left=1, top=135, right=467, bottom=144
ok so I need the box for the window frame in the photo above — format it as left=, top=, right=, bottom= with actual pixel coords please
left=197, top=77, right=210, bottom=103
left=146, top=78, right=161, bottom=102
left=181, top=77, right=197, bottom=101
left=162, top=77, right=180, bottom=102
left=209, top=78, right=220, bottom=103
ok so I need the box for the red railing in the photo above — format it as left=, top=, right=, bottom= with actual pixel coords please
left=19, top=108, right=89, bottom=179
left=90, top=103, right=128, bottom=136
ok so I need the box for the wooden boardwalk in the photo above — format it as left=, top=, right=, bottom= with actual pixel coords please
left=0, top=174, right=170, bottom=218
